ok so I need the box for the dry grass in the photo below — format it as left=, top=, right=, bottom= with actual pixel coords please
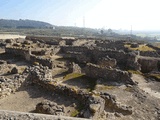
left=124, top=87, right=134, bottom=92
left=95, top=85, right=115, bottom=91
left=124, top=44, right=155, bottom=51
left=146, top=74, right=160, bottom=81
left=128, top=70, right=142, bottom=75
left=63, top=73, right=84, bottom=81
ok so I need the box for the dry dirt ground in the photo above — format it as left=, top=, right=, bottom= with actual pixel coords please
left=0, top=34, right=25, bottom=39
left=0, top=83, right=78, bottom=117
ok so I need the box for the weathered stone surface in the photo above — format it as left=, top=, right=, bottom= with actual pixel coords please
left=126, top=52, right=141, bottom=70
left=97, top=56, right=117, bottom=68
left=138, top=57, right=160, bottom=73
left=83, top=95, right=105, bottom=120
left=67, top=62, right=82, bottom=73
left=36, top=100, right=65, bottom=115
left=84, top=63, right=134, bottom=84
left=0, top=110, right=90, bottom=120
left=100, top=92, right=133, bottom=115
left=0, top=75, right=26, bottom=99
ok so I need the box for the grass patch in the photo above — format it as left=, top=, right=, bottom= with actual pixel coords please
left=128, top=70, right=142, bottom=75
left=124, top=44, right=155, bottom=51
left=70, top=110, right=79, bottom=117
left=95, top=85, right=115, bottom=91
left=63, top=73, right=85, bottom=81
left=70, top=103, right=85, bottom=117
left=63, top=73, right=97, bottom=92
left=146, top=74, right=160, bottom=81
left=124, top=87, right=134, bottom=92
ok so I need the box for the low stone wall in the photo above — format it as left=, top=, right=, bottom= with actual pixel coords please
left=0, top=110, right=90, bottom=120
left=97, top=56, right=117, bottom=68
left=5, top=47, right=30, bottom=61
left=96, top=40, right=126, bottom=50
left=26, top=66, right=105, bottom=119
left=92, top=48, right=127, bottom=65
left=61, top=46, right=89, bottom=53
left=0, top=75, right=26, bottom=99
left=0, top=65, right=133, bottom=118
left=30, top=55, right=53, bottom=69
left=138, top=57, right=160, bottom=73
left=100, top=92, right=132, bottom=115
left=60, top=46, right=130, bottom=67
left=83, top=63, right=134, bottom=84
left=36, top=100, right=65, bottom=116
left=140, top=51, right=160, bottom=57
left=5, top=46, right=53, bottom=69
left=126, top=52, right=141, bottom=70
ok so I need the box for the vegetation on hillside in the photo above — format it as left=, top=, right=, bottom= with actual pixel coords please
left=0, top=19, right=53, bottom=29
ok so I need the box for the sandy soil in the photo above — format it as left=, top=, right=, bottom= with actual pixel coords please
left=131, top=74, right=160, bottom=99
left=0, top=34, right=25, bottom=39
left=0, top=83, right=77, bottom=116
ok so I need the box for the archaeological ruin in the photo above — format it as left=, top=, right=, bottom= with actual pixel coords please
left=0, top=35, right=159, bottom=120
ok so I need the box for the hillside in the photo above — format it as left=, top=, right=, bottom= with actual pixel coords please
left=0, top=19, right=53, bottom=29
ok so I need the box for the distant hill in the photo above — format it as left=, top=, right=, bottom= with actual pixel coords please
left=0, top=19, right=53, bottom=29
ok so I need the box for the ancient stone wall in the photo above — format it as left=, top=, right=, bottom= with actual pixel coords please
left=5, top=47, right=30, bottom=61
left=138, top=57, right=160, bottom=73
left=96, top=40, right=126, bottom=50
left=27, top=66, right=104, bottom=119
left=83, top=63, right=134, bottom=84
left=61, top=46, right=89, bottom=53
left=140, top=51, right=160, bottom=57
left=5, top=47, right=53, bottom=69
left=60, top=46, right=140, bottom=70
left=97, top=56, right=117, bottom=68
left=126, top=52, right=141, bottom=70
left=30, top=55, right=53, bottom=69
left=91, top=48, right=127, bottom=65
left=0, top=75, right=26, bottom=99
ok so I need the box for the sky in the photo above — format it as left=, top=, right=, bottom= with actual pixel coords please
left=0, top=0, right=160, bottom=30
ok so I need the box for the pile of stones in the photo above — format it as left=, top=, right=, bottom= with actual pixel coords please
left=36, top=100, right=65, bottom=116
left=0, top=75, right=26, bottom=98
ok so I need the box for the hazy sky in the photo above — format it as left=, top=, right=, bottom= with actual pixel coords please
left=0, top=0, right=160, bottom=30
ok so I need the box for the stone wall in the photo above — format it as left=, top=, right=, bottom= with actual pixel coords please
left=83, top=63, right=134, bottom=84
left=30, top=55, right=53, bottom=69
left=0, top=75, right=26, bottom=99
left=140, top=51, right=160, bottom=57
left=138, top=57, right=160, bottom=73
left=26, top=66, right=105, bottom=119
left=0, top=110, right=90, bottom=120
left=26, top=65, right=133, bottom=119
left=126, top=52, right=141, bottom=70
left=5, top=47, right=30, bottom=61
left=61, top=46, right=128, bottom=66
left=5, top=47, right=53, bottom=69
left=61, top=46, right=89, bottom=53
left=96, top=40, right=126, bottom=50
left=91, top=48, right=128, bottom=66
left=60, top=46, right=140, bottom=70
left=97, top=56, right=117, bottom=68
